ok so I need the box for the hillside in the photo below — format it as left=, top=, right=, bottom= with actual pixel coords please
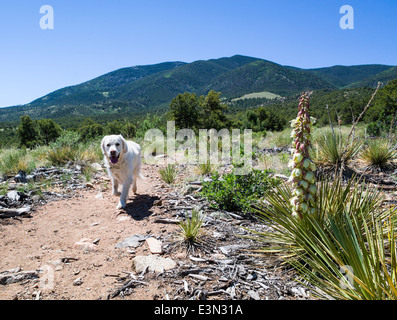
left=308, top=65, right=393, bottom=88
left=0, top=55, right=396, bottom=122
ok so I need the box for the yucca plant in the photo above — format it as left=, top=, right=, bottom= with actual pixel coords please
left=312, top=131, right=362, bottom=167
left=159, top=164, right=178, bottom=184
left=359, top=138, right=397, bottom=170
left=250, top=175, right=397, bottom=299
left=177, top=208, right=206, bottom=254
left=193, top=160, right=216, bottom=176
left=288, top=92, right=317, bottom=218
left=248, top=92, right=397, bottom=300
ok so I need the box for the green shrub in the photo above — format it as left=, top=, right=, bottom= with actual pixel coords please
left=200, top=169, right=281, bottom=214
left=51, top=130, right=81, bottom=148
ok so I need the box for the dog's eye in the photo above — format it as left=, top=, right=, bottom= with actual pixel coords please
left=115, top=143, right=120, bottom=146
left=106, top=144, right=110, bottom=147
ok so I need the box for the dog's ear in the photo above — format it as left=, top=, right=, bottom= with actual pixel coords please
left=119, top=135, right=128, bottom=153
left=101, top=137, right=107, bottom=156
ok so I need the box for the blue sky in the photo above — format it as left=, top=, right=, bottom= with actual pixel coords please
left=0, top=0, right=396, bottom=107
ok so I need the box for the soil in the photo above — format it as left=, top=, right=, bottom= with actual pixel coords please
left=0, top=164, right=178, bottom=300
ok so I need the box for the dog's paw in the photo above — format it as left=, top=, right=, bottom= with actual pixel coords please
left=116, top=199, right=126, bottom=209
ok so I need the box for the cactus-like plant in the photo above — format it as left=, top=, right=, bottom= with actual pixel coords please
left=288, top=92, right=316, bottom=218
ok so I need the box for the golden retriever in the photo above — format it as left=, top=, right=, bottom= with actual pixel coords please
left=101, top=134, right=142, bottom=209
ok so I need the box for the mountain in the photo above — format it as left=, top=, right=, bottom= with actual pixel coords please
left=307, top=65, right=393, bottom=88
left=0, top=55, right=396, bottom=122
left=346, top=66, right=397, bottom=88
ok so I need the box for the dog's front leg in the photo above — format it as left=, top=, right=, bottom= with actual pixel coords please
left=116, top=178, right=132, bottom=209
left=112, top=178, right=121, bottom=196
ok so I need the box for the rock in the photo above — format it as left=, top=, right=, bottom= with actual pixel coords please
left=73, top=278, right=83, bottom=286
left=0, top=268, right=39, bottom=285
left=248, top=290, right=260, bottom=300
left=6, top=190, right=25, bottom=202
left=145, top=237, right=162, bottom=254
left=115, top=234, right=146, bottom=249
left=218, top=244, right=250, bottom=256
left=14, top=170, right=27, bottom=183
left=210, top=211, right=231, bottom=220
left=91, top=163, right=103, bottom=171
left=95, top=192, right=103, bottom=199
left=73, top=238, right=98, bottom=252
left=132, top=255, right=176, bottom=273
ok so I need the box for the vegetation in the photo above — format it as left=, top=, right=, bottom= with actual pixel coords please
left=159, top=164, right=178, bottom=184
left=248, top=92, right=397, bottom=300
left=359, top=138, right=397, bottom=170
left=177, top=207, right=207, bottom=254
left=0, top=56, right=397, bottom=300
left=312, top=130, right=362, bottom=168
left=251, top=176, right=397, bottom=299
left=200, top=169, right=281, bottom=214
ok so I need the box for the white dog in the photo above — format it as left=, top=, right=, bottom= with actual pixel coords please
left=101, top=134, right=142, bottom=209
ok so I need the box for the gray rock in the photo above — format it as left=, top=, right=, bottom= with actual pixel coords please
left=6, top=190, right=23, bottom=202
left=14, top=170, right=27, bottom=183
left=248, top=290, right=261, bottom=300
left=115, top=234, right=147, bottom=249
left=0, top=268, right=39, bottom=285
left=132, top=255, right=176, bottom=273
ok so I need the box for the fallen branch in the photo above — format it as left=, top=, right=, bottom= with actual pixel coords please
left=0, top=207, right=31, bottom=219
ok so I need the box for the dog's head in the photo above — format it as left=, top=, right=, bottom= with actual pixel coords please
left=101, top=135, right=128, bottom=165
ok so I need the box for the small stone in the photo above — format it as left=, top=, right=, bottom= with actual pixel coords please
left=91, top=163, right=103, bottom=171
left=73, top=278, right=83, bottom=286
left=145, top=238, right=162, bottom=254
left=132, top=255, right=176, bottom=273
left=95, top=192, right=103, bottom=199
left=115, top=234, right=146, bottom=249
left=248, top=290, right=260, bottom=300
left=73, top=238, right=98, bottom=252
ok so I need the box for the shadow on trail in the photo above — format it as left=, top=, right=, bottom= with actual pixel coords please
left=123, top=193, right=160, bottom=220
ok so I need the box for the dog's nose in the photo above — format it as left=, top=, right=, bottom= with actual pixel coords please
left=110, top=150, right=117, bottom=155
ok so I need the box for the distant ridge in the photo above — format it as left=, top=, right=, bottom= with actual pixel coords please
left=0, top=55, right=395, bottom=122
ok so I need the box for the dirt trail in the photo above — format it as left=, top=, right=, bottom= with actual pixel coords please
left=0, top=164, right=178, bottom=300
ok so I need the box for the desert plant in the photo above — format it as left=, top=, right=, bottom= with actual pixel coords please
left=313, top=131, right=362, bottom=167
left=248, top=91, right=397, bottom=300
left=249, top=175, right=397, bottom=299
left=193, top=160, right=216, bottom=176
left=288, top=92, right=317, bottom=218
left=159, top=164, right=178, bottom=184
left=359, top=138, right=397, bottom=170
left=177, top=207, right=206, bottom=254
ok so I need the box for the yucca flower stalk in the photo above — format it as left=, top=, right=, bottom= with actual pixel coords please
left=288, top=92, right=316, bottom=218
